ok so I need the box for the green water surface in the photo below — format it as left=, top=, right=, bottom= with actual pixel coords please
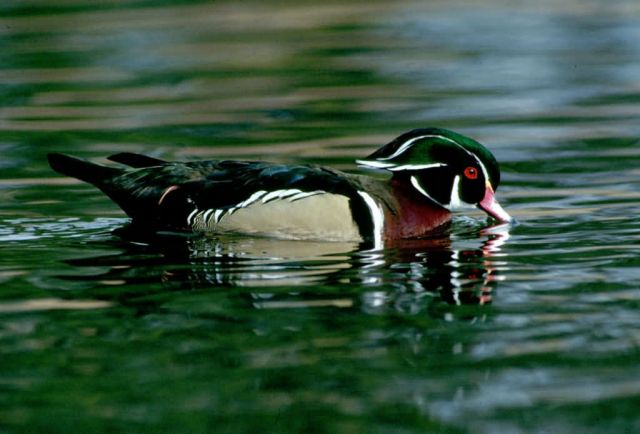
left=2, top=1, right=640, bottom=433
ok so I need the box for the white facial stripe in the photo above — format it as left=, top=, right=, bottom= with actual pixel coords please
left=357, top=191, right=384, bottom=250
left=410, top=176, right=444, bottom=207
left=477, top=159, right=490, bottom=184
left=379, top=134, right=460, bottom=161
left=356, top=159, right=395, bottom=169
left=367, top=133, right=493, bottom=187
left=388, top=163, right=446, bottom=172
left=445, top=139, right=491, bottom=185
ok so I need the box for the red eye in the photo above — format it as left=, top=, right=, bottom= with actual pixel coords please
left=464, top=166, right=478, bottom=180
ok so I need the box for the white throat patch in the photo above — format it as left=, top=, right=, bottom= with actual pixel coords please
left=448, top=175, right=478, bottom=211
left=448, top=175, right=463, bottom=210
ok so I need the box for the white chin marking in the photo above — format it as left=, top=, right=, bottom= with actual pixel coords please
left=449, top=175, right=462, bottom=209
left=447, top=175, right=476, bottom=211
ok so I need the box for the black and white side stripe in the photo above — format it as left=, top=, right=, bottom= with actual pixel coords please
left=186, top=188, right=326, bottom=228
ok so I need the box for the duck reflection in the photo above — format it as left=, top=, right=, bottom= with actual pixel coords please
left=63, top=222, right=510, bottom=313
left=353, top=223, right=510, bottom=314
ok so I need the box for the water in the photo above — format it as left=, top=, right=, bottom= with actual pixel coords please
left=2, top=0, right=640, bottom=432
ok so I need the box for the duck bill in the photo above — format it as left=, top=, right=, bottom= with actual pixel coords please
left=478, top=185, right=512, bottom=223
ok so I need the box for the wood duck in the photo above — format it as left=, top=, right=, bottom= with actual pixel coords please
left=48, top=128, right=511, bottom=248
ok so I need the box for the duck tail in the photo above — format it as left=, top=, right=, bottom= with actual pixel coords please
left=47, top=153, right=122, bottom=186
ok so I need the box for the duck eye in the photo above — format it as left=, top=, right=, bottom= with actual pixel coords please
left=463, top=166, right=478, bottom=180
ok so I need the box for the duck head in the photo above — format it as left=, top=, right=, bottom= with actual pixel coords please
left=358, top=128, right=512, bottom=223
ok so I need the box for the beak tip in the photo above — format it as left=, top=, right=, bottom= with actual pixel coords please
left=483, top=208, right=513, bottom=224
left=479, top=186, right=512, bottom=224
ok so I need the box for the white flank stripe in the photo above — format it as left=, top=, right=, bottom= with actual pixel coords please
left=279, top=189, right=303, bottom=199
left=202, top=209, right=214, bottom=223
left=288, top=190, right=324, bottom=202
left=239, top=190, right=267, bottom=208
left=261, top=190, right=282, bottom=203
left=357, top=191, right=384, bottom=250
left=214, top=209, right=224, bottom=224
left=186, top=208, right=199, bottom=226
left=262, top=190, right=287, bottom=203
left=261, top=189, right=303, bottom=203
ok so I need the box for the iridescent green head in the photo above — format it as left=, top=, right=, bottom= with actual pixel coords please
left=358, top=128, right=511, bottom=222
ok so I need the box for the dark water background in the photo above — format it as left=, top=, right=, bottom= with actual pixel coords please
left=3, top=1, right=640, bottom=432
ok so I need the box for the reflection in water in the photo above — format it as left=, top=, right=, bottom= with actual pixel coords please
left=61, top=221, right=511, bottom=316
left=2, top=0, right=640, bottom=432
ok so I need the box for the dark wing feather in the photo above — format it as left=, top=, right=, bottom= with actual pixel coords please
left=181, top=162, right=377, bottom=240
left=49, top=155, right=379, bottom=241
left=107, top=152, right=167, bottom=168
left=187, top=162, right=352, bottom=208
